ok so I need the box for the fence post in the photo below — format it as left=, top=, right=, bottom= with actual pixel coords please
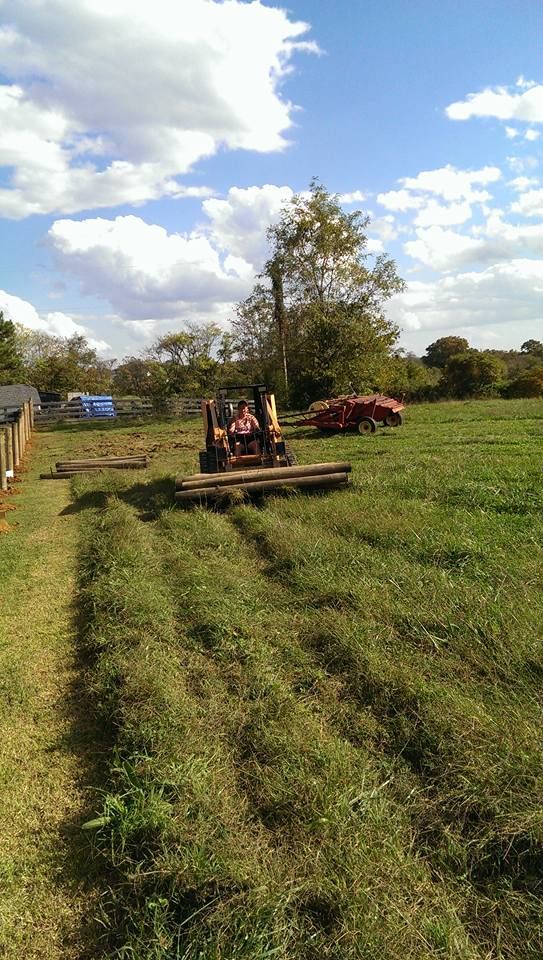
left=13, top=414, right=20, bottom=468
left=29, top=398, right=34, bottom=430
left=23, top=401, right=30, bottom=443
left=4, top=423, right=14, bottom=476
left=0, top=428, right=7, bottom=492
left=18, top=412, right=25, bottom=459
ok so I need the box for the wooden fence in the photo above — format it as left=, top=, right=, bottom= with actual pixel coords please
left=35, top=396, right=255, bottom=424
left=36, top=397, right=154, bottom=423
left=0, top=399, right=34, bottom=493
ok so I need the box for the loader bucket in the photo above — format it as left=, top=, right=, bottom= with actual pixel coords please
left=175, top=461, right=351, bottom=504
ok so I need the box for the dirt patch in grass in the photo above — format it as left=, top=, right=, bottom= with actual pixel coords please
left=77, top=427, right=193, bottom=460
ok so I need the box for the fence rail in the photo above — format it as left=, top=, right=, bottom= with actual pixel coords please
left=34, top=395, right=255, bottom=424
left=36, top=397, right=154, bottom=423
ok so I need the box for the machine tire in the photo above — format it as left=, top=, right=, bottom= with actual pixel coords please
left=385, top=412, right=402, bottom=427
left=285, top=443, right=297, bottom=466
left=357, top=417, right=376, bottom=435
left=309, top=400, right=329, bottom=412
left=199, top=450, right=210, bottom=473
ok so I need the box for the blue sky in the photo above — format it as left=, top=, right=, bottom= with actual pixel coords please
left=1, top=0, right=542, bottom=359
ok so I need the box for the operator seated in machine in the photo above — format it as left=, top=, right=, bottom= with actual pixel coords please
left=228, top=399, right=261, bottom=456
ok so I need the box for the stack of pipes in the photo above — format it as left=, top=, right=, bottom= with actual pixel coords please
left=175, top=461, right=351, bottom=503
left=40, top=455, right=148, bottom=479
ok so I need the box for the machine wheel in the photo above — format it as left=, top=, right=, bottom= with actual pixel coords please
left=309, top=400, right=329, bottom=412
left=285, top=442, right=298, bottom=466
left=384, top=412, right=403, bottom=427
left=357, top=417, right=376, bottom=435
left=198, top=450, right=210, bottom=473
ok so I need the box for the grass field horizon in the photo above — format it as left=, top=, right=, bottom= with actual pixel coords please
left=1, top=397, right=542, bottom=958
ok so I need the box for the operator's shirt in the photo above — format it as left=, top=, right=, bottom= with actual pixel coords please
left=228, top=412, right=259, bottom=435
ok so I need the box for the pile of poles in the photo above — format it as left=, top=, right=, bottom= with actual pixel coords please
left=40, top=455, right=148, bottom=479
left=175, top=461, right=351, bottom=503
left=0, top=400, right=33, bottom=494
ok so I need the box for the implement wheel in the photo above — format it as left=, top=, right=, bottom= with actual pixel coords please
left=357, top=417, right=376, bottom=435
left=384, top=412, right=403, bottom=427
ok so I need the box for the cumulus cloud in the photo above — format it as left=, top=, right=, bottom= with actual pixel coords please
left=404, top=226, right=489, bottom=272
left=0, top=289, right=110, bottom=351
left=389, top=260, right=543, bottom=347
left=506, top=154, right=539, bottom=175
left=511, top=188, right=543, bottom=217
left=508, top=176, right=539, bottom=192
left=446, top=79, right=543, bottom=124
left=47, top=214, right=256, bottom=323
left=203, top=184, right=293, bottom=266
left=0, top=0, right=315, bottom=217
left=400, top=165, right=501, bottom=202
left=405, top=209, right=543, bottom=272
left=339, top=190, right=367, bottom=204
left=414, top=200, right=473, bottom=228
left=378, top=165, right=500, bottom=232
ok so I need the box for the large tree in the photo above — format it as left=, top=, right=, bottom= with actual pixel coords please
left=235, top=180, right=404, bottom=405
left=423, top=336, right=470, bottom=369
left=148, top=322, right=224, bottom=395
left=14, top=326, right=114, bottom=395
left=442, top=350, right=506, bottom=398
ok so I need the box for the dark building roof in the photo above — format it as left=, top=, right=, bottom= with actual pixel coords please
left=0, top=383, right=41, bottom=410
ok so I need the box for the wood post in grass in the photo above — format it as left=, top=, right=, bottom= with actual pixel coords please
left=0, top=428, right=7, bottom=492
left=12, top=415, right=20, bottom=469
left=4, top=424, right=14, bottom=476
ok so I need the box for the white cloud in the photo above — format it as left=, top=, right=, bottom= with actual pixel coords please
left=203, top=184, right=293, bottom=266
left=404, top=226, right=489, bottom=272
left=414, top=200, right=473, bottom=228
left=511, top=188, right=543, bottom=217
left=446, top=81, right=543, bottom=123
left=0, top=0, right=315, bottom=218
left=47, top=214, right=255, bottom=323
left=377, top=188, right=424, bottom=212
left=389, top=260, right=543, bottom=345
left=405, top=210, right=543, bottom=271
left=508, top=176, right=539, bottom=191
left=505, top=126, right=519, bottom=139
left=0, top=289, right=110, bottom=351
left=378, top=165, right=500, bottom=235
left=400, top=164, right=500, bottom=202
left=525, top=128, right=541, bottom=141
left=507, top=154, right=539, bottom=175
left=339, top=190, right=367, bottom=204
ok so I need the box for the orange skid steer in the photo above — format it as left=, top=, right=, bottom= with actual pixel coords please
left=175, top=384, right=351, bottom=503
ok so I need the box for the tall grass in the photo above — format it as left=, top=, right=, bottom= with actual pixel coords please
left=76, top=399, right=543, bottom=959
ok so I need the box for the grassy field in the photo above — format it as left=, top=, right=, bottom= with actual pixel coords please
left=0, top=400, right=541, bottom=958
left=65, top=398, right=543, bottom=959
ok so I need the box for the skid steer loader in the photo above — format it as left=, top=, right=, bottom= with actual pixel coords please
left=175, top=384, right=351, bottom=503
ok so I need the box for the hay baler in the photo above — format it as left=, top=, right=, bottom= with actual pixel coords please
left=175, top=384, right=351, bottom=503
left=294, top=393, right=404, bottom=435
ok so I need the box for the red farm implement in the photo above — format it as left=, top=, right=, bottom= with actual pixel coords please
left=291, top=394, right=405, bottom=435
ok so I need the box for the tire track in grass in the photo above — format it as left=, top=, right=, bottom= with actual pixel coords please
left=0, top=440, right=108, bottom=959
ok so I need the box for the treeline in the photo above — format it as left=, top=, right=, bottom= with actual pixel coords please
left=389, top=336, right=543, bottom=402
left=1, top=181, right=542, bottom=405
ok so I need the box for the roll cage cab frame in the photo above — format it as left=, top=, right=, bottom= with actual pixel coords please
left=200, top=384, right=290, bottom=473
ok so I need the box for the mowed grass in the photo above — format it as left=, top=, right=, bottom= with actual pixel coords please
left=74, top=399, right=543, bottom=959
